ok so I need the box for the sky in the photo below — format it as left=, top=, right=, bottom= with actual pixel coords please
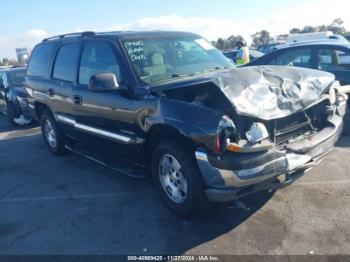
left=1, top=0, right=349, bottom=59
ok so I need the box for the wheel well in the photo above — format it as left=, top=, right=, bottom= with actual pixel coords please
left=145, top=124, right=196, bottom=162
left=34, top=102, right=50, bottom=120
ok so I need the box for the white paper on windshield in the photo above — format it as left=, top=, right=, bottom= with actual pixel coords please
left=195, top=39, right=215, bottom=50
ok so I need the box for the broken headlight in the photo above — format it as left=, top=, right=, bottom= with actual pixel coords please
left=215, top=115, right=238, bottom=154
left=245, top=122, right=269, bottom=143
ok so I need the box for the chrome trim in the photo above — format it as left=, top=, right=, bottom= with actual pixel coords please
left=56, top=114, right=132, bottom=143
left=57, top=115, right=76, bottom=126
left=75, top=123, right=131, bottom=143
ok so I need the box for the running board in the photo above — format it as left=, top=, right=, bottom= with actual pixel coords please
left=65, top=144, right=149, bottom=179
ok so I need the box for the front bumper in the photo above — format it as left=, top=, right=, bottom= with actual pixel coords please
left=196, top=114, right=344, bottom=202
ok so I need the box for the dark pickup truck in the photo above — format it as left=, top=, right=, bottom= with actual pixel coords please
left=26, top=31, right=348, bottom=216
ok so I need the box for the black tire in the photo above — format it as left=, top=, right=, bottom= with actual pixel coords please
left=152, top=139, right=209, bottom=217
left=6, top=102, right=20, bottom=126
left=40, top=110, right=68, bottom=155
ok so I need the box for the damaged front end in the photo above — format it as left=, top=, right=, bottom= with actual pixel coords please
left=155, top=66, right=348, bottom=202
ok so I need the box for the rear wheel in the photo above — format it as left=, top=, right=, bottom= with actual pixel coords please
left=40, top=110, right=68, bottom=155
left=6, top=102, right=19, bottom=126
left=152, top=139, right=209, bottom=217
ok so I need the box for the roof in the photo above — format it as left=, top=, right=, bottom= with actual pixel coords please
left=0, top=66, right=27, bottom=73
left=275, top=41, right=350, bottom=50
left=42, top=30, right=202, bottom=43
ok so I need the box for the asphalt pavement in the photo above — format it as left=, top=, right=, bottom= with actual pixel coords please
left=0, top=114, right=349, bottom=255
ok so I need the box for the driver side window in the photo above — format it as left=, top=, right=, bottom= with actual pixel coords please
left=269, top=48, right=312, bottom=68
left=79, top=42, right=123, bottom=85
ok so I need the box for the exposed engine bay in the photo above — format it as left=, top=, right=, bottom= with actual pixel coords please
left=157, top=66, right=348, bottom=154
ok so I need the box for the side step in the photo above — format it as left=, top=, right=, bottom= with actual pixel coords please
left=65, top=144, right=149, bottom=179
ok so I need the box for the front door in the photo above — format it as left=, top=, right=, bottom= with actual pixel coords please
left=71, top=39, right=141, bottom=163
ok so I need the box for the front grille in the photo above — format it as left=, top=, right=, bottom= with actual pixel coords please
left=272, top=99, right=330, bottom=145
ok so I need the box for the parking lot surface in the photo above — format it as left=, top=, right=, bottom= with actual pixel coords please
left=0, top=114, right=350, bottom=255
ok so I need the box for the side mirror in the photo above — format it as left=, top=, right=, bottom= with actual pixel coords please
left=88, top=73, right=124, bottom=92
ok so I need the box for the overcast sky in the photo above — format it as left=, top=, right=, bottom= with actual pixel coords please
left=1, top=0, right=349, bottom=59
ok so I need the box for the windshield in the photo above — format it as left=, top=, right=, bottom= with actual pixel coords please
left=9, top=69, right=26, bottom=86
left=122, top=36, right=234, bottom=85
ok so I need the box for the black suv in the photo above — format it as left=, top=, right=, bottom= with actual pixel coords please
left=26, top=31, right=348, bottom=216
left=0, top=67, right=33, bottom=125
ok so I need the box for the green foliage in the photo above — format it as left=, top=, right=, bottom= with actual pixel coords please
left=212, top=18, right=348, bottom=49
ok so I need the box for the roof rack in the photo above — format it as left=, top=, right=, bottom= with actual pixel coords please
left=42, top=31, right=95, bottom=42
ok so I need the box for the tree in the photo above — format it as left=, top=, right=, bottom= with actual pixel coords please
left=215, top=38, right=225, bottom=50
left=290, top=28, right=301, bottom=34
left=327, top=18, right=346, bottom=34
left=301, top=26, right=316, bottom=33
left=251, top=30, right=272, bottom=47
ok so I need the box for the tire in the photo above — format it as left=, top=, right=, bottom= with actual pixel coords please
left=152, top=139, right=209, bottom=217
left=40, top=110, right=68, bottom=155
left=6, top=102, right=20, bottom=126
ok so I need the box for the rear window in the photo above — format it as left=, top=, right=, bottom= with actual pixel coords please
left=53, top=44, right=80, bottom=82
left=27, top=43, right=55, bottom=77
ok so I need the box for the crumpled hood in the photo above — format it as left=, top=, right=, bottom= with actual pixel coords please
left=211, top=65, right=335, bottom=120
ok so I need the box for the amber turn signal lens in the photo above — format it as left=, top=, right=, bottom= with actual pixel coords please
left=226, top=143, right=241, bottom=152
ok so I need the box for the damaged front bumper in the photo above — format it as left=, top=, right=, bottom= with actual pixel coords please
left=196, top=113, right=344, bottom=202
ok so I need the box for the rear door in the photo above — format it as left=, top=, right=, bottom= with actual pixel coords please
left=47, top=42, right=81, bottom=135
left=315, top=46, right=350, bottom=85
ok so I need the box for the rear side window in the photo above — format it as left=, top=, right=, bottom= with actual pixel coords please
left=53, top=44, right=80, bottom=82
left=269, top=48, right=312, bottom=68
left=27, top=43, right=55, bottom=77
left=317, top=48, right=350, bottom=71
left=79, top=42, right=122, bottom=85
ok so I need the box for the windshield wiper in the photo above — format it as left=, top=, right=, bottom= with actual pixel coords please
left=199, top=66, right=231, bottom=74
left=148, top=73, right=195, bottom=83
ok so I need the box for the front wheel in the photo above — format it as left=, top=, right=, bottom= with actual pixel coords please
left=152, top=139, right=209, bottom=217
left=40, top=110, right=68, bottom=155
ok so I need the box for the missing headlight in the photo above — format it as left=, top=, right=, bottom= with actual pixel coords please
left=245, top=122, right=269, bottom=143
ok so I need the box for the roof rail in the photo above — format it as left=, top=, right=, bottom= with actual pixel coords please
left=42, top=31, right=95, bottom=42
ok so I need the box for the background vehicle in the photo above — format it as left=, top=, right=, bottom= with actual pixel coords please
left=287, top=31, right=348, bottom=44
left=222, top=49, right=264, bottom=64
left=256, top=43, right=285, bottom=54
left=0, top=67, right=32, bottom=125
left=26, top=31, right=347, bottom=217
left=248, top=42, right=350, bottom=85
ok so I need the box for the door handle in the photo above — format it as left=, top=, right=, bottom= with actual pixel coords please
left=48, top=88, right=54, bottom=97
left=73, top=95, right=82, bottom=105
